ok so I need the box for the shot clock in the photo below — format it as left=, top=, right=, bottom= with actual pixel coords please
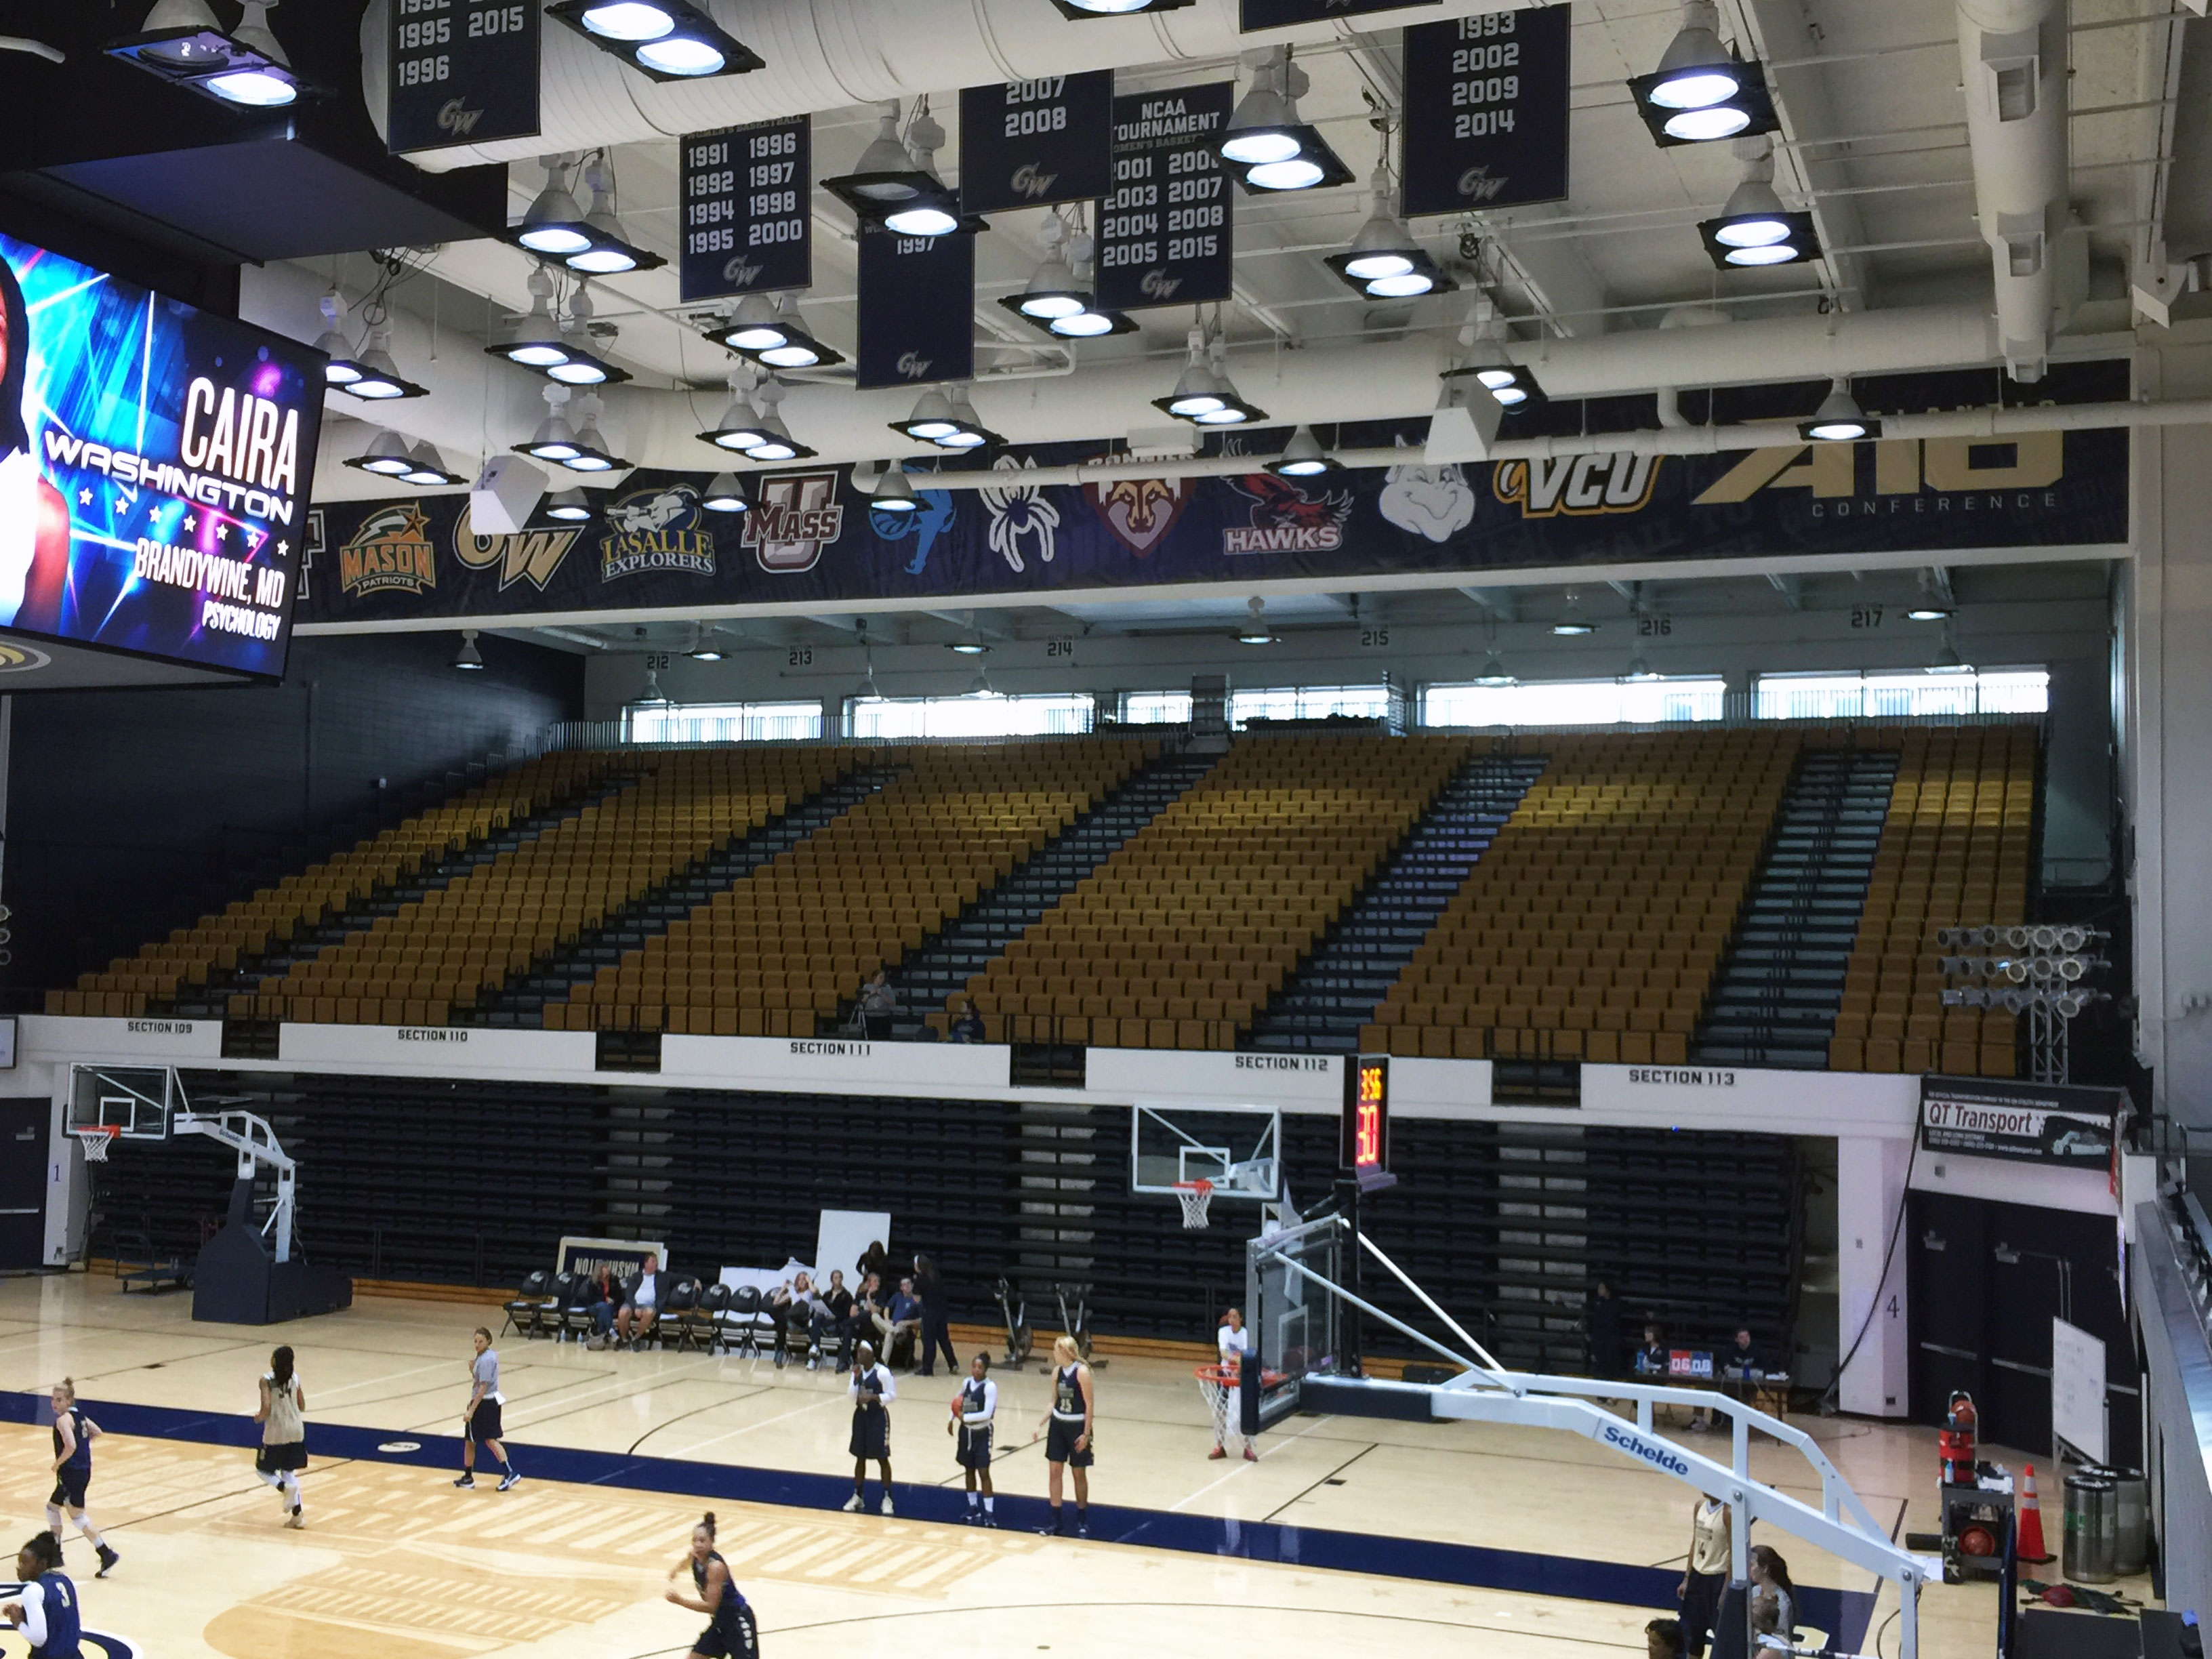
left=1341, top=1053, right=1389, bottom=1178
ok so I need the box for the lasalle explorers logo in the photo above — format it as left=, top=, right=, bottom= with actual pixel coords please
left=741, top=471, right=846, bottom=573
left=337, top=504, right=436, bottom=597
left=599, top=485, right=718, bottom=581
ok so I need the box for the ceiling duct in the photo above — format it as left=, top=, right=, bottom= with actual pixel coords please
left=359, top=0, right=1532, bottom=171
left=1956, top=0, right=2075, bottom=382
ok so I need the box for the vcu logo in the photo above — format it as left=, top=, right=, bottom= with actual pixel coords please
left=741, top=471, right=845, bottom=573
left=1494, top=453, right=1661, bottom=518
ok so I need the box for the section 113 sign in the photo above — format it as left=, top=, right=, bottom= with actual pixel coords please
left=959, top=73, right=1115, bottom=214
left=1098, top=83, right=1234, bottom=311
left=681, top=117, right=811, bottom=302
left=1401, top=6, right=1572, bottom=217
left=387, top=0, right=541, bottom=155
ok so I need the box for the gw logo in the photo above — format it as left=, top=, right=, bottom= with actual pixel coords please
left=896, top=350, right=932, bottom=380
left=436, top=100, right=485, bottom=138
left=1458, top=166, right=1509, bottom=202
left=1494, top=453, right=1661, bottom=518
left=721, top=255, right=764, bottom=287
left=1139, top=269, right=1183, bottom=300
left=1010, top=163, right=1057, bottom=199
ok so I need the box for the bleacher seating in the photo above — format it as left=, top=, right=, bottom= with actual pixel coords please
left=1826, top=722, right=2034, bottom=1076
left=239, top=747, right=861, bottom=1025
left=47, top=752, right=619, bottom=1018
left=541, top=738, right=1153, bottom=1037
left=1360, top=729, right=1799, bottom=1065
left=962, top=733, right=1471, bottom=1048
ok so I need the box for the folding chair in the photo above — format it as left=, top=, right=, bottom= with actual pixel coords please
left=501, top=1269, right=556, bottom=1340
left=724, top=1286, right=765, bottom=1357
left=685, top=1282, right=729, bottom=1353
left=658, top=1276, right=701, bottom=1349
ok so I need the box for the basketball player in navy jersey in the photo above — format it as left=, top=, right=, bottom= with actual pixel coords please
left=1036, top=1335, right=1094, bottom=1537
left=3, top=1531, right=81, bottom=1659
left=949, top=1351, right=998, bottom=1525
left=43, top=1382, right=117, bottom=1578
left=842, top=1341, right=897, bottom=1515
left=665, top=1512, right=758, bottom=1659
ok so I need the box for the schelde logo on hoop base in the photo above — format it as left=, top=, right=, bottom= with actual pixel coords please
left=1600, top=1420, right=1694, bottom=1479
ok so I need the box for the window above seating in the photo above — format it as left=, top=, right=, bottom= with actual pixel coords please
left=626, top=701, right=824, bottom=743
left=1754, top=668, right=2049, bottom=720
left=847, top=691, right=1094, bottom=739
left=1421, top=676, right=1726, bottom=729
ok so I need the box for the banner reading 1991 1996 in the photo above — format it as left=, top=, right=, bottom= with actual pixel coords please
left=680, top=117, right=812, bottom=303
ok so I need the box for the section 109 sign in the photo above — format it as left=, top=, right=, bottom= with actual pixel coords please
left=681, top=117, right=812, bottom=302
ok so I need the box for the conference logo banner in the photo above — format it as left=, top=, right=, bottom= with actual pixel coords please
left=1919, top=1076, right=2127, bottom=1169
left=300, top=420, right=2126, bottom=624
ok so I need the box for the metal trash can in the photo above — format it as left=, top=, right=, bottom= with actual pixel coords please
left=2062, top=1472, right=2118, bottom=1584
left=2110, top=1469, right=2150, bottom=1576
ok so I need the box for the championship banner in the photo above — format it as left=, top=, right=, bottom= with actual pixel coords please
left=1, top=232, right=323, bottom=678
left=1099, top=83, right=1235, bottom=311
left=1401, top=8, right=1572, bottom=216
left=959, top=72, right=1115, bottom=214
left=1919, top=1076, right=2127, bottom=1169
left=301, top=413, right=2127, bottom=626
left=680, top=117, right=811, bottom=302
left=855, top=229, right=975, bottom=390
left=387, top=0, right=541, bottom=154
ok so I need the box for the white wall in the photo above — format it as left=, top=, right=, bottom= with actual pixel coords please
left=1837, top=1135, right=1912, bottom=1418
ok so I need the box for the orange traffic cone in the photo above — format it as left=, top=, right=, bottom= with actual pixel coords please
left=2016, top=1463, right=2052, bottom=1563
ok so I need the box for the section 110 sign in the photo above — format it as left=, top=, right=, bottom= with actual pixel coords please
left=1401, top=6, right=1572, bottom=217
left=681, top=117, right=812, bottom=302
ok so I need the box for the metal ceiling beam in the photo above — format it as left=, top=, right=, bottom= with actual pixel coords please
left=1768, top=573, right=1804, bottom=611
left=1459, top=586, right=1519, bottom=621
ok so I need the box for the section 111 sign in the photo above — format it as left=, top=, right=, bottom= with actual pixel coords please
left=387, top=0, right=541, bottom=155
left=1097, top=83, right=1235, bottom=312
left=681, top=117, right=812, bottom=303
left=1401, top=7, right=1572, bottom=217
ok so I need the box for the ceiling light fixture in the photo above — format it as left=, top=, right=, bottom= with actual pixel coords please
left=507, top=158, right=666, bottom=275
left=893, top=388, right=960, bottom=443
left=1155, top=329, right=1265, bottom=426
left=1237, top=596, right=1278, bottom=646
left=312, top=293, right=363, bottom=386
left=1627, top=1, right=1777, bottom=146
left=546, top=488, right=594, bottom=522
left=934, top=386, right=1002, bottom=450
left=532, top=283, right=632, bottom=388
left=1218, top=47, right=1352, bottom=193
left=703, top=293, right=844, bottom=369
left=1475, top=649, right=1515, bottom=687
left=1552, top=593, right=1597, bottom=636
left=545, top=0, right=763, bottom=81
left=333, top=329, right=428, bottom=401
left=947, top=638, right=989, bottom=655
left=1050, top=0, right=1194, bottom=18
left=1698, top=138, right=1820, bottom=267
left=108, top=0, right=300, bottom=107
left=1799, top=377, right=1879, bottom=442
left=823, top=100, right=977, bottom=238
left=688, top=623, right=729, bottom=659
left=1443, top=360, right=1542, bottom=414
left=700, top=372, right=775, bottom=452
left=1622, top=654, right=1660, bottom=682
left=344, top=428, right=419, bottom=478
left=400, top=441, right=468, bottom=487
left=701, top=472, right=750, bottom=514
left=517, top=386, right=584, bottom=464
left=1266, top=426, right=1339, bottom=478
left=558, top=394, right=630, bottom=474
left=871, top=464, right=920, bottom=514
left=514, top=158, right=594, bottom=256
left=1906, top=605, right=1953, bottom=621
left=489, top=267, right=575, bottom=369
left=739, top=382, right=816, bottom=464
left=1326, top=162, right=1455, bottom=298
left=999, top=222, right=1137, bottom=339
left=453, top=630, right=487, bottom=672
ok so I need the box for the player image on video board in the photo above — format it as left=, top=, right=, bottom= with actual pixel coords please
left=0, top=234, right=324, bottom=678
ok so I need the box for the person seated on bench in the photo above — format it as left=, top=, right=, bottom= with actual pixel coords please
left=770, top=1271, right=819, bottom=1368
left=615, top=1255, right=663, bottom=1351
left=874, top=1276, right=922, bottom=1369
left=807, top=1270, right=855, bottom=1372
left=582, top=1267, right=619, bottom=1351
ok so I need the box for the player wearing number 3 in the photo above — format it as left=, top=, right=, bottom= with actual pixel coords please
left=3, top=1531, right=81, bottom=1659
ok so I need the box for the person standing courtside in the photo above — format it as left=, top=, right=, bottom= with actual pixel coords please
left=842, top=1340, right=897, bottom=1515
left=41, top=1381, right=117, bottom=1578
left=455, top=1327, right=520, bottom=1492
left=950, top=1351, right=997, bottom=1525
left=1036, top=1335, right=1094, bottom=1538
left=1675, top=1494, right=1731, bottom=1658
left=914, top=1254, right=957, bottom=1378
left=664, top=1512, right=758, bottom=1659
left=252, top=1346, right=308, bottom=1529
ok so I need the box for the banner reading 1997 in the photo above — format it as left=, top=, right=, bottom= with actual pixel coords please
left=680, top=117, right=812, bottom=303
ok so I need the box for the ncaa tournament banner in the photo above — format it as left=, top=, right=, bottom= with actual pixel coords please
left=1919, top=1076, right=2127, bottom=1170
left=300, top=375, right=2127, bottom=626
left=0, top=234, right=321, bottom=678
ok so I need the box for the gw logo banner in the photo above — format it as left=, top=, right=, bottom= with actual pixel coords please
left=453, top=504, right=581, bottom=592
left=1494, top=453, right=1661, bottom=518
left=1693, top=430, right=2065, bottom=507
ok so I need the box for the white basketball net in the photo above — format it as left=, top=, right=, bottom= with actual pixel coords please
left=1174, top=1180, right=1213, bottom=1230
left=73, top=1128, right=118, bottom=1162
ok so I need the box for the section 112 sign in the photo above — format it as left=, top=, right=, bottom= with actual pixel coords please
left=0, top=233, right=323, bottom=678
left=682, top=117, right=812, bottom=302
left=387, top=0, right=542, bottom=155
left=1098, top=83, right=1234, bottom=311
left=1401, top=7, right=1572, bottom=216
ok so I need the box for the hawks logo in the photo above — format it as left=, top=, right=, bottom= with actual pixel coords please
left=600, top=485, right=718, bottom=581
left=1223, top=474, right=1353, bottom=554
left=741, top=472, right=846, bottom=573
left=1084, top=478, right=1187, bottom=556
left=1494, top=453, right=1662, bottom=519
left=337, top=504, right=436, bottom=597
left=453, top=504, right=581, bottom=592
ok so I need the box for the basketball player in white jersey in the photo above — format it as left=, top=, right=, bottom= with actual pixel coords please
left=949, top=1352, right=998, bottom=1525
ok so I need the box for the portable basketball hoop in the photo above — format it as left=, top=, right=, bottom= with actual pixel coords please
left=1174, top=1179, right=1214, bottom=1230
left=73, top=1125, right=119, bottom=1162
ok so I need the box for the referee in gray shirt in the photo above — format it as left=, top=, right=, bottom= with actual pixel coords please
left=455, top=1326, right=520, bottom=1491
